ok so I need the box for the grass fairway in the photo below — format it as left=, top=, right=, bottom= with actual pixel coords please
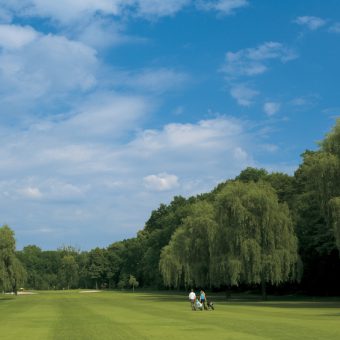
left=1, top=291, right=340, bottom=339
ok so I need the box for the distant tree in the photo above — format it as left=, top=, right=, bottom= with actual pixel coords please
left=129, top=275, right=139, bottom=292
left=236, top=167, right=268, bottom=183
left=117, top=273, right=128, bottom=290
left=87, top=248, right=107, bottom=290
left=106, top=243, right=124, bottom=288
left=266, top=172, right=296, bottom=207
left=59, top=255, right=79, bottom=290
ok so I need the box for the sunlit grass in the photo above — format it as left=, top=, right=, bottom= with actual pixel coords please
left=1, top=291, right=340, bottom=339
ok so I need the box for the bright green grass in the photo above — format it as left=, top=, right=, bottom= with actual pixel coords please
left=1, top=291, right=340, bottom=339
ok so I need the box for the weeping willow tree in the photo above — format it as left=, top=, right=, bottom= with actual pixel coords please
left=0, top=225, right=26, bottom=294
left=159, top=201, right=216, bottom=288
left=212, top=181, right=299, bottom=298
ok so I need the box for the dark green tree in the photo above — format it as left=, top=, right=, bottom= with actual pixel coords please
left=160, top=201, right=216, bottom=288
left=59, top=255, right=79, bottom=289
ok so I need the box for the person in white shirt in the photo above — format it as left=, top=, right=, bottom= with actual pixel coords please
left=188, top=289, right=196, bottom=310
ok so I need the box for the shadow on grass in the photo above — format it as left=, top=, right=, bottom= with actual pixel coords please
left=226, top=301, right=340, bottom=309
left=129, top=292, right=340, bottom=309
left=0, top=297, right=16, bottom=301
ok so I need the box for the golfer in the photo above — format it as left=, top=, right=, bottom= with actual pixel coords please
left=188, top=289, right=196, bottom=310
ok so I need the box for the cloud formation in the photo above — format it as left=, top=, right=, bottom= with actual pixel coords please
left=144, top=173, right=179, bottom=191
left=230, top=84, right=259, bottom=106
left=196, top=0, right=248, bottom=14
left=222, top=42, right=297, bottom=107
left=294, top=16, right=327, bottom=30
left=223, top=42, right=297, bottom=79
left=263, top=102, right=281, bottom=116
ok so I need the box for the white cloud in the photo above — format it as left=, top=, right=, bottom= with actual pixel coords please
left=0, top=25, right=98, bottom=114
left=117, top=68, right=190, bottom=94
left=329, top=22, right=340, bottom=34
left=223, top=42, right=298, bottom=79
left=143, top=173, right=179, bottom=191
left=0, top=24, right=38, bottom=49
left=222, top=42, right=297, bottom=106
left=263, top=102, right=280, bottom=116
left=0, top=0, right=253, bottom=25
left=134, top=0, right=190, bottom=18
left=289, top=94, right=319, bottom=110
left=196, top=0, right=248, bottom=14
left=73, top=19, right=137, bottom=49
left=0, top=0, right=190, bottom=23
left=294, top=16, right=327, bottom=30
left=260, top=144, right=278, bottom=153
left=131, top=116, right=245, bottom=152
left=0, top=8, right=12, bottom=23
left=4, top=0, right=122, bottom=23
left=61, top=93, right=150, bottom=138
left=230, top=84, right=259, bottom=106
left=20, top=186, right=43, bottom=199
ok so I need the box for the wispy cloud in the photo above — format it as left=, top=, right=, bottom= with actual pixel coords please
left=223, top=42, right=297, bottom=79
left=230, top=84, right=259, bottom=106
left=329, top=22, right=340, bottom=34
left=115, top=68, right=190, bottom=94
left=294, top=16, right=327, bottom=30
left=144, top=173, right=179, bottom=191
left=133, top=0, right=191, bottom=19
left=0, top=0, right=191, bottom=23
left=20, top=186, right=43, bottom=199
left=263, top=102, right=281, bottom=116
left=0, top=24, right=98, bottom=119
left=196, top=0, right=248, bottom=15
left=222, top=42, right=297, bottom=107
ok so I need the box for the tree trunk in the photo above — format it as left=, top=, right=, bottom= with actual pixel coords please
left=225, top=287, right=231, bottom=300
left=261, top=281, right=267, bottom=300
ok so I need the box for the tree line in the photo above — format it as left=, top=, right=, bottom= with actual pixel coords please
left=2, top=118, right=340, bottom=296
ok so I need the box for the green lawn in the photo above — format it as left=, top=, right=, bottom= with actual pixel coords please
left=1, top=291, right=340, bottom=339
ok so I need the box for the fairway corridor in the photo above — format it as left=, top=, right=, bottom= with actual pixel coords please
left=1, top=292, right=340, bottom=339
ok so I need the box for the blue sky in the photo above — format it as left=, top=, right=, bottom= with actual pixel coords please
left=0, top=0, right=339, bottom=250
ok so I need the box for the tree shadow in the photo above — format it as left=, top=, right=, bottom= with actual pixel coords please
left=131, top=292, right=340, bottom=309
left=0, top=297, right=16, bottom=301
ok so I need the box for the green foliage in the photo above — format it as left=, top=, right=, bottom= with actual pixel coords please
left=330, top=197, right=340, bottom=251
left=212, top=181, right=299, bottom=289
left=128, top=274, right=139, bottom=292
left=160, top=183, right=299, bottom=294
left=0, top=225, right=26, bottom=293
left=141, top=196, right=195, bottom=287
left=160, top=201, right=216, bottom=288
left=236, top=167, right=268, bottom=183
left=59, top=255, right=79, bottom=289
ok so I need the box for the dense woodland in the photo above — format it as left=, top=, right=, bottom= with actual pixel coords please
left=2, top=119, right=340, bottom=296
